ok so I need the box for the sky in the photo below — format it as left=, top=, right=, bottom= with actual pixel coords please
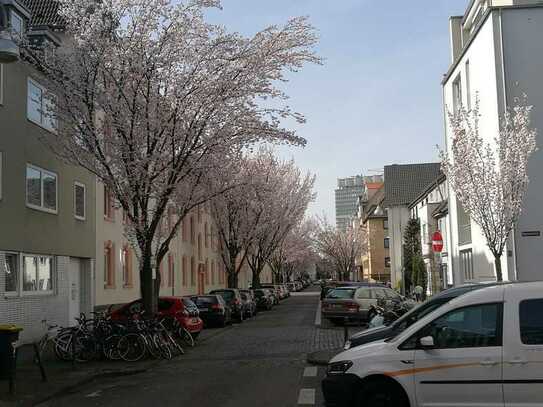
left=206, top=0, right=468, bottom=219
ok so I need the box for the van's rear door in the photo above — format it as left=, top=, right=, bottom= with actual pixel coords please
left=503, top=283, right=543, bottom=406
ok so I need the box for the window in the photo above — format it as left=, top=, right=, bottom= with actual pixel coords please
left=104, top=241, right=115, bottom=288
left=204, top=222, right=209, bottom=248
left=190, top=216, right=195, bottom=244
left=26, top=164, right=57, bottom=213
left=384, top=257, right=391, bottom=268
left=122, top=245, right=132, bottom=287
left=404, top=303, right=502, bottom=350
left=452, top=74, right=462, bottom=114
left=356, top=287, right=372, bottom=299
left=205, top=259, right=209, bottom=285
left=383, top=219, right=388, bottom=230
left=74, top=182, right=86, bottom=220
left=519, top=299, right=543, bottom=345
left=384, top=237, right=390, bottom=249
left=22, top=255, right=53, bottom=293
left=3, top=253, right=18, bottom=293
left=27, top=78, right=56, bottom=132
left=211, top=260, right=215, bottom=285
left=181, top=217, right=188, bottom=242
left=182, top=256, right=187, bottom=286
left=10, top=11, right=24, bottom=36
left=460, top=249, right=474, bottom=281
left=190, top=256, right=195, bottom=286
left=198, top=234, right=202, bottom=260
left=168, top=254, right=174, bottom=288
left=104, top=185, right=115, bottom=220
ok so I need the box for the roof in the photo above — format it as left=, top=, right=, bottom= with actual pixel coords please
left=408, top=172, right=446, bottom=209
left=362, top=184, right=386, bottom=223
left=383, top=163, right=442, bottom=207
left=22, top=0, right=65, bottom=29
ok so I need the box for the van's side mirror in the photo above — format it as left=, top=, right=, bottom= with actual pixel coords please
left=419, top=336, right=435, bottom=349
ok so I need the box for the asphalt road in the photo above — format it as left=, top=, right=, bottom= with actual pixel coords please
left=37, top=287, right=359, bottom=407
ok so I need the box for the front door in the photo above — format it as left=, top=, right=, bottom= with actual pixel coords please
left=413, top=303, right=504, bottom=407
left=68, top=258, right=81, bottom=326
left=503, top=285, right=543, bottom=406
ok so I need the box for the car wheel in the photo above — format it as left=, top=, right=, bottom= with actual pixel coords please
left=220, top=317, right=227, bottom=328
left=356, top=380, right=409, bottom=407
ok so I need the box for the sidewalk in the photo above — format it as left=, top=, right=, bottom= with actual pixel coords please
left=0, top=345, right=159, bottom=407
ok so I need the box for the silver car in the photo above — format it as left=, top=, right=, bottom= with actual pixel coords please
left=321, top=285, right=404, bottom=324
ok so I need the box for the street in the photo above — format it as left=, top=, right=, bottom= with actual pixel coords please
left=37, top=288, right=355, bottom=407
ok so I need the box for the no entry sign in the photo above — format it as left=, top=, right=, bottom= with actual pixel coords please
left=432, top=231, right=444, bottom=253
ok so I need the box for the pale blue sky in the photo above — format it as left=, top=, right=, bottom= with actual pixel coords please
left=207, top=1, right=468, bottom=219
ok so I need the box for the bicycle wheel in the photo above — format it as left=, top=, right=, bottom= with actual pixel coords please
left=118, top=334, right=147, bottom=362
left=178, top=328, right=194, bottom=348
left=54, top=331, right=75, bottom=361
left=72, top=333, right=96, bottom=362
left=103, top=334, right=122, bottom=360
left=166, top=331, right=184, bottom=356
left=154, top=333, right=172, bottom=360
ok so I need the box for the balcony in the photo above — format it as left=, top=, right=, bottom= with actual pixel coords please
left=458, top=223, right=472, bottom=246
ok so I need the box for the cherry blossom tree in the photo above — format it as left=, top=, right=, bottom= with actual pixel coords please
left=21, top=0, right=320, bottom=311
left=313, top=218, right=368, bottom=281
left=441, top=98, right=537, bottom=281
left=209, top=149, right=314, bottom=288
left=269, top=218, right=318, bottom=283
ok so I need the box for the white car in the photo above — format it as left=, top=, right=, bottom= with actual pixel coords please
left=322, top=281, right=543, bottom=407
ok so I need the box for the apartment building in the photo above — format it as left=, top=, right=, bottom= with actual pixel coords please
left=360, top=185, right=390, bottom=283
left=443, top=0, right=543, bottom=284
left=383, top=163, right=442, bottom=291
left=409, top=174, right=451, bottom=294
left=0, top=0, right=95, bottom=343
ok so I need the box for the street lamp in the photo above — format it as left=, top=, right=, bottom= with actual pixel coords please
left=0, top=4, right=20, bottom=63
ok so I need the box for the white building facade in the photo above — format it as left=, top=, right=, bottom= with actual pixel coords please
left=443, top=0, right=543, bottom=285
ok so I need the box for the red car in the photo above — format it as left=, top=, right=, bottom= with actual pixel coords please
left=109, top=297, right=203, bottom=337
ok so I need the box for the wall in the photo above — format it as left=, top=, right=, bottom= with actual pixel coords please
left=387, top=205, right=410, bottom=290
left=365, top=217, right=390, bottom=282
left=443, top=12, right=510, bottom=285
left=501, top=7, right=543, bottom=281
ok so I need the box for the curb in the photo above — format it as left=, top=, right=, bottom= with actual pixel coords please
left=306, top=349, right=341, bottom=366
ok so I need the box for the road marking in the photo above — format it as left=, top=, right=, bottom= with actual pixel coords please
left=314, top=300, right=321, bottom=326
left=297, top=388, right=316, bottom=405
left=304, top=366, right=318, bottom=377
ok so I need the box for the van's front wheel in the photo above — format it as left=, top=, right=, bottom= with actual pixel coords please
left=356, top=380, right=409, bottom=407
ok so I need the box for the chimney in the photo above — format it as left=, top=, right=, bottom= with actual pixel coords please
left=449, top=16, right=463, bottom=63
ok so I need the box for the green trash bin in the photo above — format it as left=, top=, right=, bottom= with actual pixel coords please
left=0, top=324, right=23, bottom=387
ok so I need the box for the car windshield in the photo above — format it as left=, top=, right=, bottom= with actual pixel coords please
left=193, top=296, right=217, bottom=306
left=182, top=298, right=198, bottom=310
left=214, top=291, right=234, bottom=300
left=326, top=288, right=355, bottom=299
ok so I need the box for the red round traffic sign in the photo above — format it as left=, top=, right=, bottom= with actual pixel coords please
left=432, top=231, right=444, bottom=252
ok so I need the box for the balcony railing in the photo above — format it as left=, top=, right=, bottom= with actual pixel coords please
left=458, top=223, right=472, bottom=246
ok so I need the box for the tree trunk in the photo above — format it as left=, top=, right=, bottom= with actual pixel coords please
left=494, top=254, right=503, bottom=282
left=140, top=250, right=157, bottom=315
left=227, top=272, right=238, bottom=288
left=252, top=271, right=261, bottom=289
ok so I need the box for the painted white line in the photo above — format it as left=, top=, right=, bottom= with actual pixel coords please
left=297, top=388, right=316, bottom=405
left=315, top=300, right=321, bottom=326
left=303, top=366, right=318, bottom=377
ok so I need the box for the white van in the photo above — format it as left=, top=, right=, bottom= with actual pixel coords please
left=322, top=281, right=543, bottom=407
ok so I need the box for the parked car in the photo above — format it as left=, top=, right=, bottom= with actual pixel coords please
left=253, top=289, right=274, bottom=310
left=344, top=283, right=501, bottom=350
left=209, top=289, right=245, bottom=322
left=261, top=284, right=282, bottom=303
left=322, top=281, right=543, bottom=407
left=109, top=296, right=203, bottom=337
left=187, top=295, right=232, bottom=327
left=240, top=289, right=257, bottom=317
left=321, top=285, right=407, bottom=324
